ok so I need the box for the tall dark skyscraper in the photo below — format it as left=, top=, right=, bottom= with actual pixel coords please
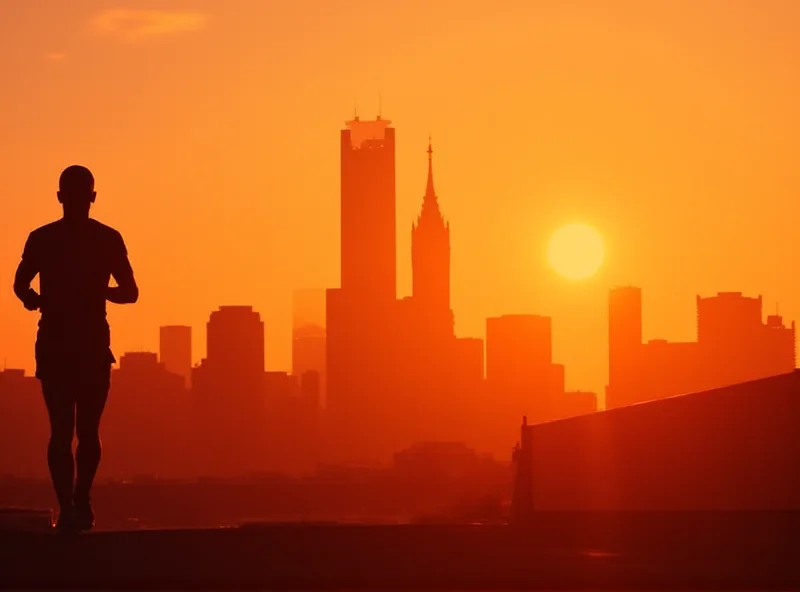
left=340, top=116, right=396, bottom=302
left=327, top=116, right=400, bottom=462
left=411, top=140, right=453, bottom=338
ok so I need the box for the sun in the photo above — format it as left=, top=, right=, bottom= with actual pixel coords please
left=547, top=223, right=605, bottom=280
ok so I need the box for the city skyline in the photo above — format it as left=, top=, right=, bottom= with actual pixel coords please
left=3, top=0, right=800, bottom=399
left=2, top=123, right=798, bottom=400
left=1, top=278, right=793, bottom=476
left=3, top=4, right=800, bottom=579
left=6, top=109, right=790, bottom=470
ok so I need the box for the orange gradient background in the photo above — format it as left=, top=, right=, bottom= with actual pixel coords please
left=1, top=0, right=799, bottom=401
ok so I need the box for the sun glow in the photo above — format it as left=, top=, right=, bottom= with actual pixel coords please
left=547, top=223, right=605, bottom=280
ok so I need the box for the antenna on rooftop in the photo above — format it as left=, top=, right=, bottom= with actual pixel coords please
left=378, top=93, right=382, bottom=119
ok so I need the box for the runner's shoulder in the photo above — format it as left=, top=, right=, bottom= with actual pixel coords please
left=88, top=219, right=123, bottom=243
left=29, top=220, right=62, bottom=238
left=26, top=220, right=64, bottom=250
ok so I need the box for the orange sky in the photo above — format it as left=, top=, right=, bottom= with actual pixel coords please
left=1, top=0, right=799, bottom=399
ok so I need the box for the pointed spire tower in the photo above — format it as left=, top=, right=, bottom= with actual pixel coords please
left=420, top=137, right=444, bottom=222
left=411, top=138, right=453, bottom=337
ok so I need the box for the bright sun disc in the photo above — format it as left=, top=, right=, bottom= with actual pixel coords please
left=547, top=223, right=605, bottom=280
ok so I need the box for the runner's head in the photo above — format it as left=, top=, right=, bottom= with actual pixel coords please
left=57, top=165, right=96, bottom=217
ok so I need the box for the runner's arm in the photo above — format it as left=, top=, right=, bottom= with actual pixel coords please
left=107, top=232, right=138, bottom=304
left=13, top=234, right=41, bottom=311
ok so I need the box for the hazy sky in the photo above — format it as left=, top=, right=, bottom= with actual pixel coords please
left=1, top=0, right=799, bottom=398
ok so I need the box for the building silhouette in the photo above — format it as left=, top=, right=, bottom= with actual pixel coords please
left=606, top=286, right=643, bottom=408
left=486, top=315, right=553, bottom=388
left=411, top=140, right=453, bottom=340
left=5, top=117, right=797, bottom=481
left=698, top=292, right=796, bottom=387
left=326, top=116, right=400, bottom=462
left=102, top=352, right=190, bottom=480
left=206, top=306, right=265, bottom=375
left=640, top=339, right=704, bottom=403
left=606, top=288, right=796, bottom=409
left=453, top=337, right=484, bottom=385
left=0, top=369, right=47, bottom=479
left=561, top=390, right=598, bottom=417
left=763, top=313, right=797, bottom=373
left=159, top=325, right=192, bottom=388
left=291, top=289, right=326, bottom=407
left=261, top=370, right=321, bottom=474
left=340, top=116, right=396, bottom=302
left=192, top=306, right=267, bottom=477
left=485, top=315, right=555, bottom=422
left=326, top=120, right=598, bottom=462
left=391, top=142, right=468, bottom=445
left=481, top=314, right=597, bottom=437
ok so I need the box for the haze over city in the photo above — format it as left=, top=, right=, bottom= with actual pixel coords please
left=2, top=0, right=800, bottom=400
left=2, top=4, right=800, bottom=589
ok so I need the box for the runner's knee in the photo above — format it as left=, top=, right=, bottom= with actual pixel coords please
left=76, top=420, right=101, bottom=445
left=49, top=422, right=73, bottom=450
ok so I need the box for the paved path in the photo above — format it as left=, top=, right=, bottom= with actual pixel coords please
left=1, top=523, right=798, bottom=589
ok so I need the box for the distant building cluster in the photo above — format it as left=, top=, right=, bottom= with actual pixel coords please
left=0, top=117, right=796, bottom=479
left=324, top=118, right=596, bottom=463
left=606, top=287, right=796, bottom=409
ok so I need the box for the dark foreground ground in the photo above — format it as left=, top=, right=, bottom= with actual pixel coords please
left=2, top=512, right=800, bottom=590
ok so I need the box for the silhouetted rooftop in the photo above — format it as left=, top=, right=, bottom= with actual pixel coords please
left=216, top=305, right=255, bottom=313
left=344, top=117, right=393, bottom=149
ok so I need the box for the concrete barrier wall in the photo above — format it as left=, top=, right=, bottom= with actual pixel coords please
left=525, top=371, right=800, bottom=511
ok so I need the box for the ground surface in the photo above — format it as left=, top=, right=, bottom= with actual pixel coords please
left=1, top=515, right=799, bottom=589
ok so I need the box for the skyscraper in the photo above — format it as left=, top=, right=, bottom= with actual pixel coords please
left=606, top=286, right=643, bottom=409
left=696, top=292, right=762, bottom=346
left=339, top=116, right=396, bottom=303
left=159, top=325, right=192, bottom=386
left=763, top=314, right=796, bottom=372
left=206, top=305, right=265, bottom=375
left=326, top=116, right=399, bottom=462
left=191, top=306, right=267, bottom=476
left=697, top=292, right=796, bottom=386
left=411, top=139, right=453, bottom=338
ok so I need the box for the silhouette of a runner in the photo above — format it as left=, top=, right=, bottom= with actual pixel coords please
left=13, top=165, right=138, bottom=532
